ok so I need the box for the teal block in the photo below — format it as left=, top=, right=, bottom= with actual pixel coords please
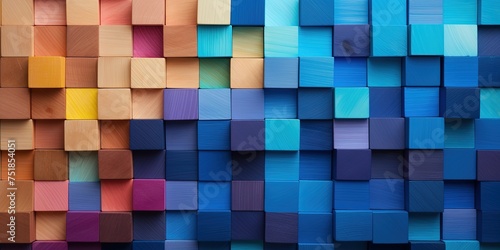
left=334, top=0, right=369, bottom=24
left=480, top=88, right=500, bottom=118
left=481, top=243, right=500, bottom=250
left=265, top=0, right=299, bottom=26
left=299, top=57, right=334, bottom=88
left=198, top=26, right=232, bottom=57
left=265, top=119, right=300, bottom=151
left=443, top=0, right=477, bottom=24
left=410, top=25, right=444, bottom=56
left=265, top=152, right=299, bottom=181
left=409, top=213, right=441, bottom=240
left=299, top=180, right=333, bottom=212
left=444, top=25, right=478, bottom=56
left=298, top=27, right=332, bottom=57
left=231, top=241, right=263, bottom=250
left=370, top=0, right=406, bottom=25
left=407, top=117, right=445, bottom=149
left=199, top=59, right=230, bottom=89
left=335, top=87, right=369, bottom=118
left=367, top=58, right=401, bottom=87
left=479, top=0, right=500, bottom=25
left=371, top=25, right=407, bottom=56
left=264, top=26, right=299, bottom=57
left=444, top=240, right=480, bottom=250
left=444, top=119, right=475, bottom=148
left=69, top=152, right=99, bottom=182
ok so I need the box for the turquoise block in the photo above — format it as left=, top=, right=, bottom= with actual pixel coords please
left=479, top=0, right=500, bottom=24
left=265, top=151, right=299, bottom=180
left=371, top=25, right=407, bottom=56
left=370, top=0, right=406, bottom=25
left=407, top=117, right=445, bottom=149
left=299, top=180, right=333, bottom=212
left=445, top=119, right=475, bottom=148
left=264, top=26, right=299, bottom=57
left=265, top=0, right=299, bottom=26
left=444, top=25, right=478, bottom=56
left=299, top=57, right=334, bottom=88
left=480, top=88, right=500, bottom=118
left=231, top=241, right=263, bottom=250
left=367, top=58, right=401, bottom=87
left=198, top=89, right=231, bottom=120
left=265, top=119, right=300, bottom=151
left=410, top=25, right=444, bottom=56
left=335, top=87, right=369, bottom=118
left=444, top=240, right=480, bottom=250
left=69, top=152, right=99, bottom=182
left=298, top=27, right=332, bottom=57
left=409, top=213, right=441, bottom=240
left=197, top=26, right=232, bottom=57
left=334, top=0, right=369, bottom=24
left=443, top=0, right=477, bottom=24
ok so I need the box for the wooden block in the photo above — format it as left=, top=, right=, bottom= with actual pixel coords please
left=132, top=89, right=164, bottom=119
left=34, top=26, right=66, bottom=56
left=164, top=25, right=197, bottom=57
left=101, top=0, right=132, bottom=25
left=133, top=179, right=165, bottom=211
left=66, top=58, right=98, bottom=88
left=197, top=0, right=231, bottom=25
left=98, top=150, right=133, bottom=179
left=0, top=88, right=31, bottom=119
left=1, top=25, right=34, bottom=57
left=0, top=57, right=28, bottom=87
left=233, top=27, right=264, bottom=57
left=28, top=56, right=65, bottom=88
left=101, top=180, right=133, bottom=211
left=2, top=0, right=34, bottom=25
left=100, top=212, right=133, bottom=242
left=132, top=0, right=164, bottom=25
left=1, top=150, right=34, bottom=180
left=0, top=180, right=34, bottom=213
left=66, top=88, right=97, bottom=119
left=100, top=120, right=130, bottom=149
left=97, top=57, right=131, bottom=88
left=230, top=58, right=264, bottom=88
left=34, top=181, right=68, bottom=211
left=68, top=151, right=99, bottom=181
left=0, top=120, right=34, bottom=150
left=66, top=0, right=99, bottom=25
left=165, top=0, right=197, bottom=25
left=35, top=120, right=65, bottom=149
left=31, top=89, right=66, bottom=119
left=131, top=58, right=166, bottom=88
left=133, top=26, right=164, bottom=58
left=166, top=58, right=199, bottom=88
left=34, top=0, right=66, bottom=25
left=334, top=119, right=369, bottom=149
left=35, top=212, right=66, bottom=240
left=34, top=150, right=68, bottom=181
left=99, top=26, right=133, bottom=56
left=67, top=25, right=99, bottom=57
left=64, top=120, right=100, bottom=151
left=0, top=212, right=35, bottom=243
left=98, top=89, right=132, bottom=120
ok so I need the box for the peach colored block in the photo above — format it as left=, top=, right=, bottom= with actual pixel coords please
left=98, top=57, right=131, bottom=88
left=132, top=0, right=164, bottom=25
left=101, top=0, right=132, bottom=25
left=131, top=58, right=166, bottom=88
left=164, top=25, right=197, bottom=57
left=35, top=212, right=66, bottom=240
left=132, top=89, right=164, bottom=119
left=66, top=0, right=99, bottom=25
left=64, top=120, right=100, bottom=151
left=1, top=25, right=34, bottom=57
left=98, top=89, right=132, bottom=120
left=34, top=26, right=66, bottom=56
left=34, top=0, right=66, bottom=25
left=99, top=26, right=133, bottom=56
left=0, top=120, right=34, bottom=150
left=101, top=180, right=133, bottom=211
left=2, top=0, right=34, bottom=25
left=230, top=58, right=264, bottom=88
left=35, top=120, right=65, bottom=149
left=0, top=88, right=31, bottom=119
left=165, top=0, right=197, bottom=25
left=34, top=181, right=68, bottom=211
left=166, top=58, right=199, bottom=88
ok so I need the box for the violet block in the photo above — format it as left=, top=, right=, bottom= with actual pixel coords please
left=334, top=149, right=371, bottom=180
left=265, top=213, right=298, bottom=243
left=333, top=25, right=371, bottom=57
left=232, top=181, right=264, bottom=211
left=32, top=241, right=68, bottom=250
left=231, top=120, right=265, bottom=151
left=164, top=89, right=198, bottom=120
left=133, top=179, right=165, bottom=211
left=477, top=150, right=500, bottom=181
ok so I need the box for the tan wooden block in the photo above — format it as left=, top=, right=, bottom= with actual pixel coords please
left=165, top=0, right=197, bottom=25
left=35, top=212, right=66, bottom=240
left=164, top=25, right=197, bottom=57
left=31, top=89, right=66, bottom=119
left=132, top=0, right=164, bottom=25
left=1, top=26, right=34, bottom=57
left=0, top=88, right=31, bottom=119
left=34, top=150, right=68, bottom=181
left=100, top=120, right=130, bottom=149
left=34, top=26, right=66, bottom=56
left=1, top=150, right=34, bottom=180
left=34, top=0, right=66, bottom=25
left=66, top=58, right=98, bottom=88
left=0, top=120, right=34, bottom=150
left=64, top=120, right=100, bottom=151
left=0, top=181, right=34, bottom=212
left=198, top=0, right=230, bottom=25
left=99, top=25, right=133, bottom=57
left=131, top=58, right=166, bottom=89
left=97, top=57, right=131, bottom=88
left=2, top=0, right=34, bottom=25
left=132, top=89, right=164, bottom=119
left=98, top=89, right=132, bottom=120
left=166, top=58, right=199, bottom=88
left=230, top=58, right=264, bottom=88
left=101, top=0, right=132, bottom=25
left=233, top=27, right=264, bottom=57
left=0, top=57, right=29, bottom=87
left=67, top=25, right=99, bottom=57
left=66, top=0, right=99, bottom=25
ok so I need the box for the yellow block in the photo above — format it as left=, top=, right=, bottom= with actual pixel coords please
left=28, top=56, right=65, bottom=88
left=66, top=88, right=98, bottom=119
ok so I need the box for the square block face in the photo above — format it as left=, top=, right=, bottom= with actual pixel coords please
left=264, top=26, right=299, bottom=57
left=98, top=150, right=133, bottom=179
left=100, top=120, right=130, bottom=149
left=405, top=150, right=444, bottom=180
left=166, top=0, right=197, bottom=25
left=133, top=151, right=165, bottom=179
left=233, top=27, right=264, bottom=58
left=66, top=212, right=100, bottom=242
left=66, top=88, right=98, bottom=119
left=0, top=181, right=34, bottom=212
left=197, top=0, right=231, bottom=25
left=444, top=149, right=476, bottom=180
left=230, top=58, right=264, bottom=88
left=371, top=0, right=406, bottom=25
left=404, top=57, right=441, bottom=86
left=334, top=211, right=372, bottom=241
left=371, top=25, right=408, bottom=56
left=404, top=87, right=440, bottom=117
left=335, top=88, right=369, bottom=118
left=299, top=181, right=333, bottom=212
left=2, top=0, right=34, bottom=25
left=165, top=151, right=198, bottom=180
left=265, top=0, right=299, bottom=26
left=0, top=212, right=35, bottom=243
left=440, top=88, right=480, bottom=118
left=231, top=0, right=264, bottom=25
left=477, top=151, right=500, bottom=181
left=34, top=26, right=66, bottom=56
left=100, top=212, right=133, bottom=242
left=481, top=88, right=500, bottom=118
left=231, top=90, right=263, bottom=121
left=265, top=181, right=299, bottom=212
left=131, top=58, right=166, bottom=88
left=409, top=213, right=440, bottom=240
left=1, top=120, right=34, bottom=150
left=444, top=0, right=477, bottom=24
left=445, top=117, right=475, bottom=147
left=373, top=211, right=408, bottom=244
left=98, top=57, right=131, bottom=88
left=35, top=0, right=66, bottom=25
left=299, top=27, right=332, bottom=57
left=101, top=180, right=133, bottom=211
left=368, top=58, right=402, bottom=87
left=199, top=89, right=231, bottom=120
left=370, top=179, right=405, bottom=210
left=300, top=121, right=333, bottom=151
left=334, top=58, right=367, bottom=87
left=444, top=25, right=478, bottom=56
left=164, top=89, right=199, bottom=120
left=35, top=211, right=66, bottom=240
left=232, top=211, right=265, bottom=241
left=264, top=89, right=297, bottom=117
left=232, top=181, right=264, bottom=211
left=197, top=26, right=232, bottom=57
left=69, top=182, right=101, bottom=210
left=264, top=58, right=299, bottom=88
left=334, top=150, right=371, bottom=180
left=480, top=0, right=500, bottom=24
left=480, top=26, right=500, bottom=56
left=198, top=211, right=231, bottom=241
left=164, top=25, right=197, bottom=57
left=299, top=57, right=334, bottom=88
left=442, top=209, right=476, bottom=240
left=199, top=59, right=230, bottom=89
left=1, top=151, right=34, bottom=180
left=129, top=120, right=165, bottom=150
left=28, top=56, right=65, bottom=88
left=132, top=0, right=165, bottom=25
left=298, top=89, right=334, bottom=119
left=66, top=0, right=99, bottom=25
left=410, top=25, right=444, bottom=55
left=66, top=58, right=98, bottom=88
left=333, top=25, right=370, bottom=57
left=406, top=181, right=444, bottom=212
left=300, top=0, right=334, bottom=26
left=444, top=182, right=475, bottom=209
left=133, top=179, right=165, bottom=211
left=0, top=88, right=31, bottom=119
left=479, top=56, right=500, bottom=87
left=35, top=120, right=65, bottom=149
left=166, top=58, right=199, bottom=88
left=98, top=89, right=132, bottom=120
left=1, top=26, right=34, bottom=57
left=407, top=117, right=445, bottom=149
left=334, top=119, right=369, bottom=149
left=265, top=213, right=298, bottom=243
left=408, top=0, right=443, bottom=24
left=443, top=57, right=478, bottom=87
left=133, top=26, right=164, bottom=58
left=133, top=212, right=166, bottom=241
left=34, top=150, right=68, bottom=181
left=164, top=121, right=197, bottom=150
left=64, top=120, right=100, bottom=151
left=265, top=119, right=300, bottom=151
left=34, top=181, right=68, bottom=211
left=198, top=181, right=231, bottom=210
left=100, top=0, right=132, bottom=25
left=478, top=211, right=500, bottom=242
left=99, top=25, right=133, bottom=56
left=198, top=121, right=230, bottom=150
left=67, top=25, right=99, bottom=57
left=132, top=90, right=164, bottom=119
left=478, top=182, right=500, bottom=211
left=334, top=0, right=369, bottom=24
left=334, top=181, right=370, bottom=209
left=166, top=181, right=198, bottom=210
left=370, top=118, right=405, bottom=149
left=1, top=57, right=29, bottom=87
left=265, top=151, right=299, bottom=181
left=68, top=151, right=99, bottom=182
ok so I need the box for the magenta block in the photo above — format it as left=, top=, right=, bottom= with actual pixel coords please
left=133, top=179, right=166, bottom=211
left=133, top=26, right=164, bottom=58
left=32, top=241, right=68, bottom=250
left=66, top=212, right=100, bottom=242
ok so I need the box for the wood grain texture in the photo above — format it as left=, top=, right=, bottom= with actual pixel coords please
left=34, top=181, right=68, bottom=211
left=64, top=120, right=100, bottom=151
left=66, top=58, right=97, bottom=88
left=0, top=119, right=34, bottom=150
left=230, top=58, right=264, bottom=88
left=28, top=56, right=65, bottom=88
left=0, top=57, right=28, bottom=87
left=98, top=150, right=133, bottom=179
left=99, top=25, right=133, bottom=56
left=99, top=212, right=133, bottom=242
left=333, top=119, right=369, bottom=149
left=233, top=27, right=264, bottom=57
left=133, top=26, right=164, bottom=58
left=35, top=120, right=65, bottom=149
left=0, top=181, right=34, bottom=212
left=444, top=25, right=478, bottom=56
left=34, top=26, right=66, bottom=56
left=66, top=211, right=100, bottom=242
left=197, top=0, right=231, bottom=25
left=0, top=212, right=35, bottom=243
left=100, top=120, right=130, bottom=149
left=34, top=0, right=66, bottom=25
left=1, top=151, right=33, bottom=180
left=97, top=57, right=131, bottom=88
left=165, top=0, right=197, bottom=25
left=98, top=89, right=132, bottom=120
left=132, top=89, right=164, bottom=119
left=101, top=0, right=132, bottom=25
left=101, top=180, right=133, bottom=211
left=31, top=89, right=66, bottom=119
left=35, top=212, right=66, bottom=240
left=0, top=88, right=31, bottom=119
left=68, top=151, right=99, bottom=181
left=199, top=58, right=230, bottom=88
left=2, top=0, right=33, bottom=25
left=1, top=25, right=34, bottom=57
left=132, top=0, right=164, bottom=25
left=66, top=88, right=97, bottom=119
left=131, top=58, right=166, bottom=88
left=231, top=181, right=264, bottom=211
left=34, top=150, right=68, bottom=181
left=66, top=0, right=99, bottom=25
left=166, top=58, right=199, bottom=88
left=66, top=25, right=99, bottom=57
left=164, top=25, right=197, bottom=57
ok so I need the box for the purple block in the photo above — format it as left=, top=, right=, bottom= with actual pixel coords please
left=164, top=89, right=198, bottom=120
left=32, top=241, right=68, bottom=250
left=334, top=149, right=371, bottom=180
left=166, top=181, right=198, bottom=210
left=371, top=150, right=405, bottom=179
left=370, top=118, right=405, bottom=149
left=66, top=212, right=100, bottom=242
left=232, top=181, right=264, bottom=211
left=231, top=120, right=265, bottom=151
left=477, top=150, right=500, bottom=181
left=67, top=243, right=101, bottom=250
left=232, top=212, right=265, bottom=240
left=334, top=119, right=369, bottom=149
left=404, top=150, right=444, bottom=180
left=479, top=26, right=500, bottom=56
left=133, top=179, right=165, bottom=211
left=265, top=213, right=298, bottom=243
left=333, top=25, right=370, bottom=57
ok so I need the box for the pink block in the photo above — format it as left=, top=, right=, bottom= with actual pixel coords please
left=34, top=181, right=68, bottom=211
left=133, top=26, right=164, bottom=58
left=35, top=0, right=67, bottom=25
left=101, top=0, right=132, bottom=25
left=133, top=179, right=165, bottom=211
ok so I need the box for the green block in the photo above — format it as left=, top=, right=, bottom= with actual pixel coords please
left=371, top=25, right=407, bottom=56
left=443, top=0, right=477, bottom=24
left=199, top=59, right=230, bottom=88
left=368, top=57, right=402, bottom=87
left=409, top=213, right=441, bottom=240
left=480, top=88, right=500, bottom=118
left=410, top=24, right=444, bottom=56
left=69, top=151, right=99, bottom=182
left=265, top=119, right=300, bottom=151
left=335, top=87, right=369, bottom=118
left=444, top=25, right=477, bottom=56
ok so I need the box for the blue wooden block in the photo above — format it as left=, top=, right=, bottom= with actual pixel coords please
left=198, top=121, right=231, bottom=150
left=409, top=25, right=444, bottom=56
left=198, top=89, right=231, bottom=120
left=444, top=25, right=478, bottom=56
left=443, top=0, right=477, bottom=24
left=443, top=57, right=478, bottom=87
left=266, top=213, right=299, bottom=243
left=333, top=119, right=369, bottom=149
left=265, top=152, right=299, bottom=181
left=264, top=26, right=299, bottom=57
left=265, top=0, right=299, bottom=26
left=264, top=243, right=298, bottom=249
left=405, top=150, right=444, bottom=180
left=334, top=58, right=367, bottom=87
left=164, top=240, right=197, bottom=249
left=370, top=87, right=402, bottom=117
left=403, top=87, right=440, bottom=117
left=298, top=213, right=333, bottom=243
left=232, top=151, right=265, bottom=180
left=298, top=89, right=333, bottom=120
left=231, top=212, right=264, bottom=240
left=444, top=119, right=475, bottom=148
left=231, top=89, right=265, bottom=120
left=164, top=89, right=198, bottom=120
left=371, top=150, right=405, bottom=179
left=443, top=209, right=477, bottom=239
left=478, top=56, right=500, bottom=87
left=475, top=119, right=500, bottom=149
left=371, top=25, right=407, bottom=56
left=443, top=240, right=480, bottom=250
left=370, top=0, right=406, bottom=25
left=299, top=27, right=332, bottom=57
left=199, top=151, right=232, bottom=181
left=164, top=121, right=197, bottom=150
left=336, top=242, right=368, bottom=250
left=334, top=149, right=371, bottom=180
left=197, top=211, right=231, bottom=241
left=410, top=241, right=445, bottom=250
left=299, top=180, right=333, bottom=212
left=334, top=0, right=369, bottom=24
left=165, top=181, right=197, bottom=211
left=264, top=89, right=297, bottom=119
left=408, top=213, right=441, bottom=240
left=481, top=88, right=500, bottom=118
left=299, top=151, right=332, bottom=180
left=440, top=88, right=480, bottom=118
left=299, top=0, right=334, bottom=26
left=367, top=58, right=402, bottom=87
left=199, top=242, right=230, bottom=250
left=479, top=0, right=500, bottom=25
left=478, top=211, right=500, bottom=243
left=132, top=241, right=164, bottom=250
left=130, top=120, right=165, bottom=150
left=403, top=57, right=441, bottom=86
left=231, top=0, right=265, bottom=26
left=298, top=244, right=334, bottom=250
left=69, top=182, right=101, bottom=211
left=133, top=150, right=165, bottom=179
left=373, top=210, right=409, bottom=244
left=133, top=212, right=165, bottom=240
left=265, top=119, right=300, bottom=151
left=370, top=179, right=405, bottom=210
left=444, top=149, right=476, bottom=180
left=408, top=0, right=443, bottom=24
left=299, top=57, right=334, bottom=88
left=334, top=181, right=370, bottom=209
left=264, top=58, right=299, bottom=88
left=300, top=121, right=333, bottom=151
left=444, top=182, right=475, bottom=209
left=406, top=117, right=445, bottom=149
left=230, top=120, right=265, bottom=151
left=166, top=211, right=197, bottom=239
left=335, top=87, right=369, bottom=118
left=165, top=151, right=198, bottom=180
left=333, top=25, right=370, bottom=57
left=197, top=26, right=232, bottom=57
left=334, top=210, right=372, bottom=241
left=370, top=118, right=405, bottom=149
left=265, top=181, right=299, bottom=212
left=198, top=182, right=230, bottom=210
left=406, top=181, right=444, bottom=212
left=477, top=182, right=500, bottom=211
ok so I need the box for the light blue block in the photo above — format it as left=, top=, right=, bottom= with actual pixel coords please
left=407, top=117, right=445, bottom=149
left=444, top=240, right=480, bottom=250
left=264, top=26, right=299, bottom=57
left=299, top=57, right=334, bottom=88
left=445, top=119, right=475, bottom=148
left=404, top=87, right=440, bottom=117
left=69, top=152, right=99, bottom=182
left=480, top=88, right=500, bottom=118
left=265, top=119, right=300, bottom=151
left=299, top=27, right=332, bottom=57
left=166, top=211, right=197, bottom=240
left=231, top=241, right=263, bottom=250
left=231, top=89, right=265, bottom=120
left=410, top=25, right=444, bottom=56
left=198, top=26, right=232, bottom=57
left=443, top=0, right=477, bottom=24
left=334, top=58, right=367, bottom=87
left=264, top=58, right=298, bottom=88
left=264, top=89, right=297, bottom=119
left=408, top=0, right=443, bottom=24
left=371, top=25, right=408, bottom=56
left=299, top=213, right=333, bottom=243
left=367, top=58, right=402, bottom=87
left=198, top=89, right=231, bottom=120
left=334, top=0, right=369, bottom=24
left=334, top=210, right=372, bottom=241
left=265, top=151, right=299, bottom=181
left=265, top=181, right=299, bottom=212
left=444, top=25, right=478, bottom=56
left=335, top=87, right=369, bottom=118
left=370, top=0, right=406, bottom=25
left=299, top=180, right=333, bottom=212
left=198, top=182, right=230, bottom=210
left=265, top=0, right=299, bottom=26
left=479, top=0, right=500, bottom=24
left=409, top=213, right=441, bottom=240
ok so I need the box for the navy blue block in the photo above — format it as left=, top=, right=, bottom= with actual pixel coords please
left=478, top=56, right=500, bottom=87
left=165, top=151, right=198, bottom=181
left=130, top=120, right=165, bottom=150
left=478, top=26, right=500, bottom=56
left=406, top=181, right=444, bottom=212
left=440, top=88, right=480, bottom=118
left=299, top=0, right=334, bottom=26
left=231, top=0, right=264, bottom=26
left=334, top=149, right=371, bottom=180
left=371, top=150, right=404, bottom=179
left=477, top=182, right=500, bottom=211
left=101, top=243, right=132, bottom=250
left=372, top=211, right=409, bottom=244
left=336, top=242, right=368, bottom=250
left=299, top=151, right=332, bottom=180
left=368, top=243, right=408, bottom=250
left=334, top=181, right=370, bottom=209
left=133, top=212, right=165, bottom=240
left=165, top=121, right=197, bottom=150
left=404, top=150, right=444, bottom=180
left=334, top=57, right=367, bottom=87
left=478, top=210, right=500, bottom=243
left=232, top=151, right=265, bottom=180
left=444, top=181, right=475, bottom=209
left=264, top=89, right=298, bottom=119
left=264, top=243, right=298, bottom=250
left=197, top=211, right=231, bottom=241
left=476, top=119, right=500, bottom=149
left=300, top=120, right=333, bottom=150
left=370, top=118, right=405, bottom=149
left=133, top=150, right=165, bottom=179
left=444, top=149, right=476, bottom=180
left=370, top=179, right=405, bottom=210
left=298, top=89, right=333, bottom=119
left=265, top=58, right=299, bottom=88
left=132, top=241, right=164, bottom=250
left=231, top=120, right=265, bottom=151
left=198, top=121, right=231, bottom=150
left=199, top=242, right=231, bottom=250
left=298, top=213, right=332, bottom=243
left=199, top=151, right=232, bottom=181
left=410, top=241, right=445, bottom=250
left=370, top=87, right=402, bottom=117
left=333, top=25, right=370, bottom=57
left=266, top=213, right=299, bottom=244
left=231, top=211, right=264, bottom=240
left=231, top=89, right=265, bottom=120
left=68, top=182, right=101, bottom=211
left=403, top=57, right=441, bottom=86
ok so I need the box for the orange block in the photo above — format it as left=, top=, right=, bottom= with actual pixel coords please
left=166, top=58, right=199, bottom=88
left=100, top=120, right=130, bottom=149
left=35, top=212, right=66, bottom=240
left=35, top=120, right=65, bottom=149
left=0, top=57, right=29, bottom=88
left=1, top=150, right=34, bottom=180
left=165, top=0, right=197, bottom=25
left=0, top=180, right=34, bottom=212
left=101, top=0, right=132, bottom=25
left=132, top=0, right=164, bottom=25
left=164, top=25, right=197, bottom=57
left=66, top=58, right=98, bottom=88
left=0, top=212, right=35, bottom=243
left=132, top=89, right=164, bottom=119
left=0, top=88, right=31, bottom=119
left=101, top=179, right=133, bottom=211
left=34, top=26, right=66, bottom=56
left=28, top=56, right=65, bottom=88
left=34, top=181, right=68, bottom=211
left=31, top=89, right=66, bottom=119
left=34, top=0, right=67, bottom=25
left=230, top=58, right=264, bottom=88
